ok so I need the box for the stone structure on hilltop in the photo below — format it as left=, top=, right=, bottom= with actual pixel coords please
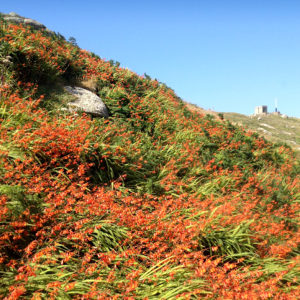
left=254, top=105, right=268, bottom=115
left=253, top=105, right=287, bottom=118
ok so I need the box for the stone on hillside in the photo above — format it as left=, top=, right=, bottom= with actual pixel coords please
left=23, top=18, right=46, bottom=30
left=8, top=12, right=19, bottom=17
left=64, top=86, right=109, bottom=118
left=2, top=15, right=22, bottom=23
left=2, top=12, right=48, bottom=31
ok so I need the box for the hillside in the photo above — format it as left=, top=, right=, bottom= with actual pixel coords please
left=0, top=15, right=299, bottom=299
left=186, top=103, right=300, bottom=155
left=223, top=112, right=300, bottom=153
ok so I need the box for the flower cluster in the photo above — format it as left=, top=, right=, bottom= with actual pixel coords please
left=0, top=21, right=299, bottom=299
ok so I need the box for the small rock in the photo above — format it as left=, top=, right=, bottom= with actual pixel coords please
left=23, top=18, right=46, bottom=30
left=2, top=15, right=22, bottom=23
left=0, top=56, right=12, bottom=66
left=8, top=12, right=20, bottom=17
left=261, top=123, right=275, bottom=129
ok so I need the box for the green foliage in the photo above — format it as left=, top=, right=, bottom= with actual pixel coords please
left=197, top=221, right=257, bottom=263
left=68, top=36, right=78, bottom=47
left=89, top=222, right=128, bottom=252
left=0, top=185, right=45, bottom=261
left=0, top=185, right=43, bottom=217
left=0, top=19, right=299, bottom=299
left=218, top=113, right=224, bottom=120
left=223, top=112, right=300, bottom=155
left=136, top=258, right=209, bottom=299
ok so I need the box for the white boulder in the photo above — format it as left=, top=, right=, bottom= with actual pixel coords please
left=64, top=86, right=109, bottom=118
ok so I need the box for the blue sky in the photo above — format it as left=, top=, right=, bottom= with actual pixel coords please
left=2, top=0, right=300, bottom=117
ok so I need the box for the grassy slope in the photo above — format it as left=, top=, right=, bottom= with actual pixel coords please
left=185, top=103, right=300, bottom=154
left=0, top=18, right=299, bottom=299
left=223, top=112, right=300, bottom=153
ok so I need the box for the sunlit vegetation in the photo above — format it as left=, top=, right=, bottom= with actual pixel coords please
left=223, top=112, right=300, bottom=155
left=0, top=18, right=299, bottom=299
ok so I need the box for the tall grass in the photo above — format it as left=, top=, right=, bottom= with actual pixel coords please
left=0, top=19, right=299, bottom=299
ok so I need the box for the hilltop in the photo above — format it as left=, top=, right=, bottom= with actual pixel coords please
left=186, top=102, right=300, bottom=154
left=223, top=112, right=300, bottom=153
left=0, top=14, right=299, bottom=299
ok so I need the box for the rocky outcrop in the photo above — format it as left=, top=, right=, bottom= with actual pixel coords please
left=64, top=86, right=109, bottom=118
left=1, top=12, right=52, bottom=33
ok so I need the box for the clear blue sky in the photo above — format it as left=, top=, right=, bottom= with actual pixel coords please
left=2, top=0, right=300, bottom=117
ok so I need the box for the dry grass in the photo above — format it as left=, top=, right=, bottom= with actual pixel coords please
left=184, top=102, right=222, bottom=120
left=79, top=76, right=98, bottom=92
left=223, top=112, right=300, bottom=154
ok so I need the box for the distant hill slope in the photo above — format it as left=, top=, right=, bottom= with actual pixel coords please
left=223, top=112, right=300, bottom=153
left=186, top=103, right=300, bottom=154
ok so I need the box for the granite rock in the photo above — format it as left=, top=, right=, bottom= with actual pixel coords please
left=2, top=12, right=50, bottom=31
left=64, top=86, right=109, bottom=118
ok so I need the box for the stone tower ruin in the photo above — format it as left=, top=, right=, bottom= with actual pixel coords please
left=254, top=105, right=268, bottom=115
